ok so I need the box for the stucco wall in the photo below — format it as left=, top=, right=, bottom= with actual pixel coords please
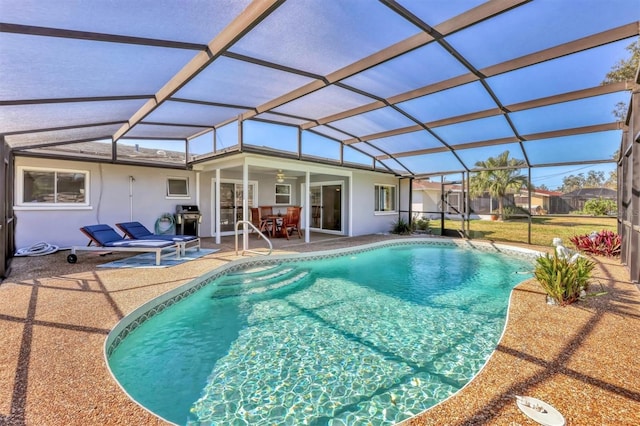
left=13, top=156, right=403, bottom=249
left=13, top=157, right=196, bottom=249
left=198, top=170, right=303, bottom=237
left=413, top=189, right=440, bottom=216
left=351, top=171, right=399, bottom=236
left=198, top=168, right=399, bottom=237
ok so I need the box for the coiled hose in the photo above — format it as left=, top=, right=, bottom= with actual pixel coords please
left=155, top=213, right=176, bottom=235
left=15, top=241, right=60, bottom=257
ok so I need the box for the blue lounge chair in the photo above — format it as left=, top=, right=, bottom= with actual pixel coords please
left=67, top=224, right=180, bottom=266
left=115, top=221, right=200, bottom=256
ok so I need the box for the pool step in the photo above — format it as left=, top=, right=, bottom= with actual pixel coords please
left=224, top=263, right=282, bottom=277
left=212, top=267, right=310, bottom=299
left=217, top=264, right=294, bottom=286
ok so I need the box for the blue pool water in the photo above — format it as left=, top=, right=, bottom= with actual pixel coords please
left=108, top=243, right=533, bottom=425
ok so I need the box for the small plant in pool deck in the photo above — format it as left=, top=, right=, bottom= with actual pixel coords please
left=391, top=217, right=413, bottom=235
left=534, top=251, right=595, bottom=306
left=570, top=230, right=621, bottom=257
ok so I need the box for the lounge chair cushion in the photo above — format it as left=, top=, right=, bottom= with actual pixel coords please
left=81, top=224, right=175, bottom=248
left=116, top=221, right=154, bottom=239
left=70, top=224, right=181, bottom=266
left=116, top=221, right=198, bottom=242
left=83, top=224, right=128, bottom=245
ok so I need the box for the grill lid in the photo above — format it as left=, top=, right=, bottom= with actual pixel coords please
left=175, top=204, right=200, bottom=214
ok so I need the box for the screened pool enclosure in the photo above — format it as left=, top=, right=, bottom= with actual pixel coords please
left=1, top=0, right=639, bottom=282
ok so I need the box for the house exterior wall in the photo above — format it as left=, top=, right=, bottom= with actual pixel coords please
left=198, top=167, right=398, bottom=237
left=13, top=157, right=196, bottom=248
left=197, top=169, right=302, bottom=237
left=305, top=173, right=349, bottom=234
left=412, top=189, right=440, bottom=217
left=532, top=194, right=546, bottom=210
left=351, top=171, right=399, bottom=236
left=411, top=190, right=425, bottom=215
left=422, top=190, right=441, bottom=215
left=514, top=193, right=549, bottom=214
left=414, top=188, right=467, bottom=218
left=13, top=155, right=402, bottom=249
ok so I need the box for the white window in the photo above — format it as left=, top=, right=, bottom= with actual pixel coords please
left=167, top=177, right=189, bottom=197
left=275, top=184, right=291, bottom=205
left=18, top=167, right=89, bottom=206
left=374, top=184, right=396, bottom=213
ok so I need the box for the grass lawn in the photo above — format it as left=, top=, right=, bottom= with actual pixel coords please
left=429, top=216, right=617, bottom=248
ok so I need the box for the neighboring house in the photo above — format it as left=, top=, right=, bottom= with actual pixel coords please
left=12, top=152, right=406, bottom=249
left=412, top=180, right=465, bottom=219
left=560, top=187, right=617, bottom=213
left=513, top=188, right=563, bottom=215
left=412, top=181, right=572, bottom=218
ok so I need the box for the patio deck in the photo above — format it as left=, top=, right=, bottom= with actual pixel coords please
left=1, top=235, right=638, bottom=425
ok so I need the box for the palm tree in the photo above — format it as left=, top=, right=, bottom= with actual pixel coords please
left=469, top=150, right=528, bottom=219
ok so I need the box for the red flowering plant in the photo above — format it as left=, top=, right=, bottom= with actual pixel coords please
left=570, top=230, right=621, bottom=258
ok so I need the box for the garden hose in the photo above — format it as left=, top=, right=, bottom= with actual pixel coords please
left=155, top=213, right=176, bottom=235
left=15, top=241, right=60, bottom=257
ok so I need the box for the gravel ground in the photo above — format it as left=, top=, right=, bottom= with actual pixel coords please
left=1, top=235, right=638, bottom=426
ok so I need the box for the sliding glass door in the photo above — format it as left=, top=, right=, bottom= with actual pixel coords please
left=213, top=180, right=256, bottom=234
left=309, top=183, right=342, bottom=233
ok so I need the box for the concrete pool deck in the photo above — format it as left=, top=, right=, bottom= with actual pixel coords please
left=1, top=234, right=638, bottom=425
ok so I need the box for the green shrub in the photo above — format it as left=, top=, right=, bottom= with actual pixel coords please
left=391, top=217, right=413, bottom=235
left=534, top=252, right=595, bottom=306
left=414, top=217, right=430, bottom=231
left=503, top=205, right=530, bottom=220
left=583, top=197, right=617, bottom=216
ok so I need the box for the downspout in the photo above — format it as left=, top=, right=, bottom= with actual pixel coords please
left=128, top=176, right=135, bottom=221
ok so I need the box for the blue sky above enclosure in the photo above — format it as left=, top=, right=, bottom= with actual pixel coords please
left=1, top=0, right=638, bottom=177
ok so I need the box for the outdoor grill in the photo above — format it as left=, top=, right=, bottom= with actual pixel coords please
left=175, top=204, right=201, bottom=236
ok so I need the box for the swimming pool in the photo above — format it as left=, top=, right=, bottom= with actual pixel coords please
left=106, top=240, right=536, bottom=425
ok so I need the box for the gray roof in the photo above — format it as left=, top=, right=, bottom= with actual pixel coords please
left=562, top=187, right=617, bottom=198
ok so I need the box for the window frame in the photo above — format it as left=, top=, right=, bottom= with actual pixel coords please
left=374, top=183, right=397, bottom=214
left=166, top=176, right=190, bottom=198
left=274, top=183, right=291, bottom=205
left=16, top=166, right=90, bottom=209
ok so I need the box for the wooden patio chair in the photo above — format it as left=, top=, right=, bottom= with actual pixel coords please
left=251, top=207, right=271, bottom=237
left=282, top=206, right=302, bottom=239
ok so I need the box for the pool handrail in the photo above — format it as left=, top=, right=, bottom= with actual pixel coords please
left=235, top=220, right=273, bottom=256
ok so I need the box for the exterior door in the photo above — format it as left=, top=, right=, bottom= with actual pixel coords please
left=310, top=183, right=342, bottom=233
left=215, top=180, right=255, bottom=234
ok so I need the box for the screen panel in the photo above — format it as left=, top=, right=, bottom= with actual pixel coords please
left=229, top=0, right=421, bottom=75
left=0, top=0, right=250, bottom=44
left=5, top=125, right=121, bottom=149
left=398, top=81, right=498, bottom=124
left=0, top=99, right=149, bottom=134
left=511, top=92, right=629, bottom=135
left=0, top=33, right=196, bottom=100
